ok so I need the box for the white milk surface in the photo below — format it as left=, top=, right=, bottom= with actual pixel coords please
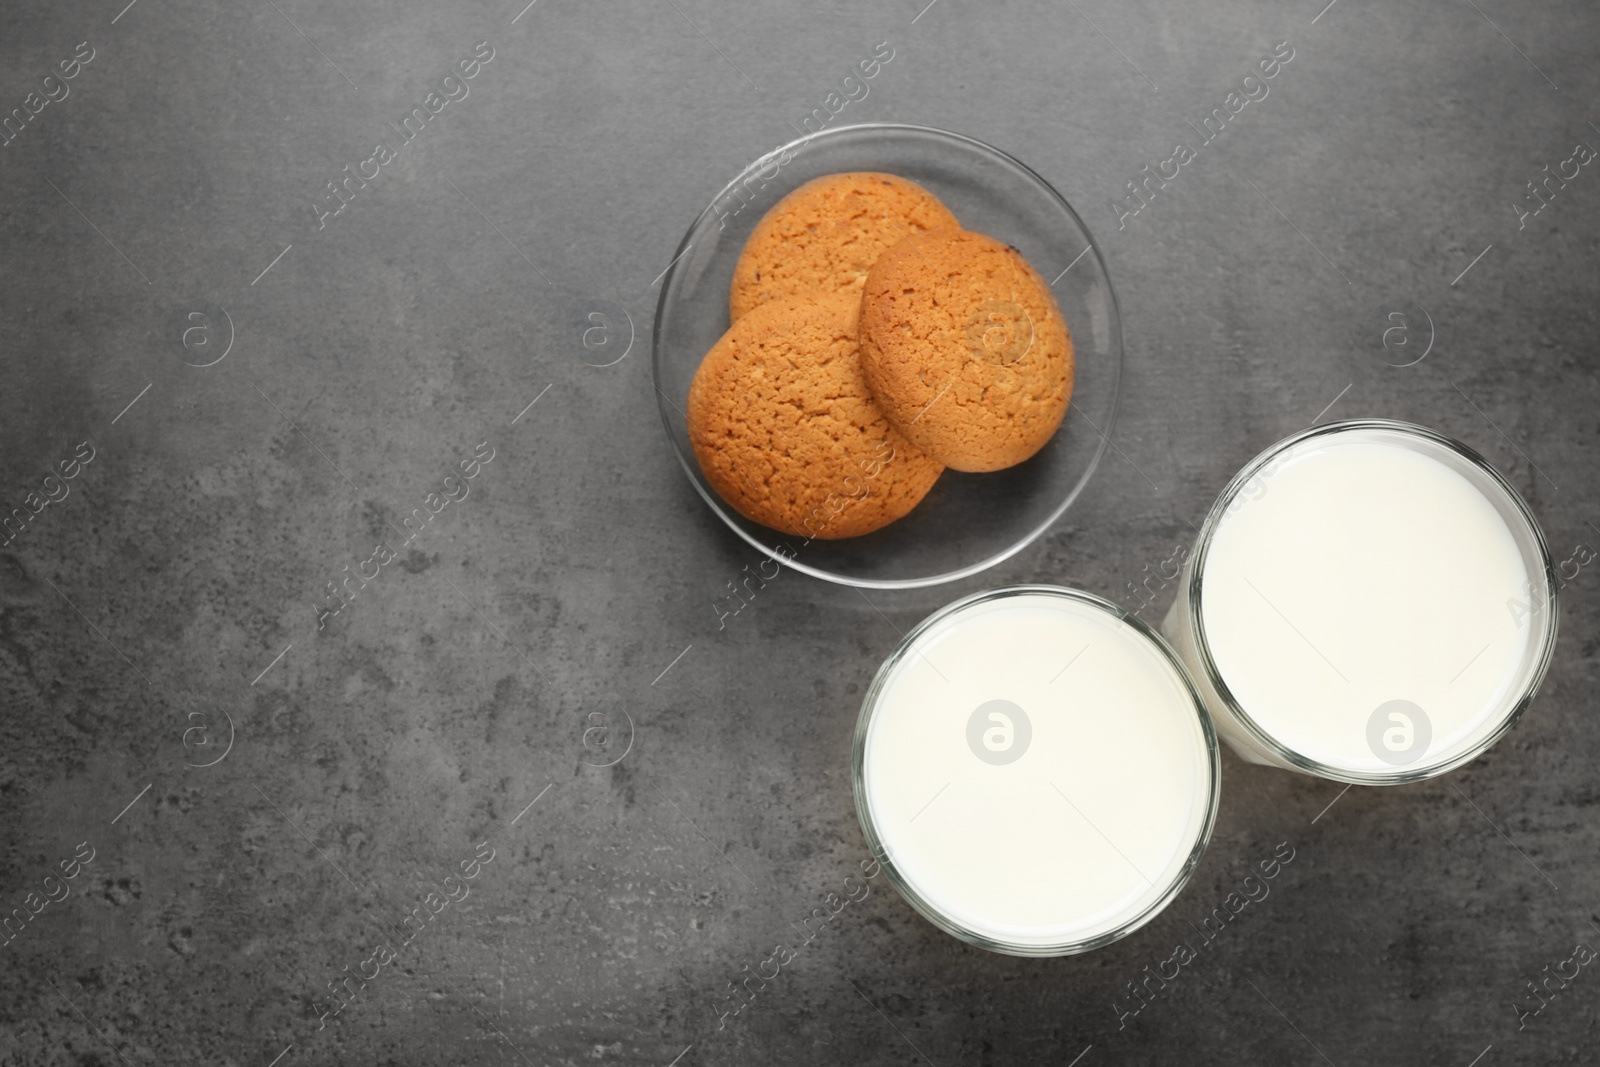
left=1199, top=430, right=1534, bottom=774
left=861, top=592, right=1213, bottom=950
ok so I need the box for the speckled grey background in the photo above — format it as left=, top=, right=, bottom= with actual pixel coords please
left=1, top=0, right=1597, bottom=1064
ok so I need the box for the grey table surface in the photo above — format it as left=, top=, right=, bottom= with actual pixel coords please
left=1, top=0, right=1597, bottom=1064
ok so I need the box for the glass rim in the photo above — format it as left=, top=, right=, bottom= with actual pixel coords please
left=850, top=584, right=1221, bottom=957
left=1183, top=418, right=1561, bottom=785
left=649, top=121, right=1125, bottom=590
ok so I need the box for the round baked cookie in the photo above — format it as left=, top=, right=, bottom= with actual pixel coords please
left=687, top=295, right=943, bottom=540
left=728, top=172, right=960, bottom=322
left=859, top=228, right=1074, bottom=472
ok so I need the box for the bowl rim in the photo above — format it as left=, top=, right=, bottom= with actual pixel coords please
left=650, top=121, right=1124, bottom=590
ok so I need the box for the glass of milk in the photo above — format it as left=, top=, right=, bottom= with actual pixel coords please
left=853, top=587, right=1219, bottom=955
left=1162, top=419, right=1558, bottom=784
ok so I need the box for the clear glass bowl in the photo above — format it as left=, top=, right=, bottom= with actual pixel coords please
left=651, top=123, right=1124, bottom=589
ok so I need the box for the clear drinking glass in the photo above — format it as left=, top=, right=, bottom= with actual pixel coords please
left=853, top=586, right=1219, bottom=955
left=1162, top=419, right=1559, bottom=785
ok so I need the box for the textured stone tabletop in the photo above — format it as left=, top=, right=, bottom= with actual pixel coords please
left=1, top=0, right=1596, bottom=1064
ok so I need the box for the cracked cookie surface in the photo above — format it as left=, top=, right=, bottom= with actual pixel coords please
left=687, top=295, right=944, bottom=539
left=729, top=172, right=960, bottom=322
left=859, top=228, right=1074, bottom=472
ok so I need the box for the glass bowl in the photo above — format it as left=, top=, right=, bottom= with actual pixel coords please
left=651, top=123, right=1123, bottom=589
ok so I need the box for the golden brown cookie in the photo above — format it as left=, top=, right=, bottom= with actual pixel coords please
left=687, top=295, right=944, bottom=539
left=728, top=173, right=960, bottom=322
left=859, top=228, right=1074, bottom=472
